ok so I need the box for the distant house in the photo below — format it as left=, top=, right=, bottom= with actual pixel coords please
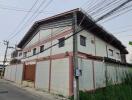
left=0, top=65, right=3, bottom=70
left=0, top=64, right=5, bottom=77
left=4, top=8, right=132, bottom=97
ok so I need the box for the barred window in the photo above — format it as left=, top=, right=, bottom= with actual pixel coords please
left=80, top=35, right=86, bottom=46
left=40, top=45, right=44, bottom=53
left=58, top=37, right=65, bottom=48
left=33, top=48, right=37, bottom=55
left=109, top=49, right=113, bottom=56
left=23, top=52, right=27, bottom=58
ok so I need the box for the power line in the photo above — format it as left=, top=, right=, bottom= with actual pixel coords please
left=0, top=4, right=56, bottom=14
left=82, top=0, right=132, bottom=22
left=7, top=0, right=46, bottom=40
left=95, top=0, right=132, bottom=22
left=113, top=29, right=132, bottom=35
left=21, top=0, right=132, bottom=59
left=5, top=1, right=132, bottom=99
left=100, top=6, right=132, bottom=23
left=86, top=0, right=111, bottom=14
left=83, top=0, right=99, bottom=11
left=6, top=0, right=132, bottom=56
left=7, top=0, right=40, bottom=39
left=8, top=0, right=53, bottom=40
left=91, top=0, right=121, bottom=17
left=108, top=24, right=132, bottom=32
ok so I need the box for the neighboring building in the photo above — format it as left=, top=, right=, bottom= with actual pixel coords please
left=0, top=64, right=3, bottom=71
left=10, top=50, right=21, bottom=64
left=4, top=8, right=132, bottom=97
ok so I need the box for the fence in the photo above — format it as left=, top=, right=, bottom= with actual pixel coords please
left=4, top=64, right=23, bottom=84
left=4, top=57, right=132, bottom=96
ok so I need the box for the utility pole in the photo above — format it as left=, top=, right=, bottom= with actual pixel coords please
left=73, top=12, right=79, bottom=100
left=1, top=40, right=9, bottom=77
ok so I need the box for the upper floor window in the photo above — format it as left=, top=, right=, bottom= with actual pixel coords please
left=116, top=52, right=120, bottom=59
left=108, top=49, right=113, bottom=56
left=19, top=52, right=22, bottom=57
left=58, top=37, right=65, bottom=48
left=80, top=35, right=86, bottom=46
left=33, top=48, right=37, bottom=55
left=40, top=45, right=44, bottom=53
left=23, top=52, right=27, bottom=58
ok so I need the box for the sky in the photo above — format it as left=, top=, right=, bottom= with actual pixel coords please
left=0, top=0, right=132, bottom=63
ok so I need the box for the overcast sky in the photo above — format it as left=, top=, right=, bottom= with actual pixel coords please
left=0, top=0, right=132, bottom=63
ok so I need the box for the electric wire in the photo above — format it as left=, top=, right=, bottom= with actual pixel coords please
left=21, top=0, right=132, bottom=59
left=7, top=0, right=40, bottom=39
left=8, top=0, right=53, bottom=40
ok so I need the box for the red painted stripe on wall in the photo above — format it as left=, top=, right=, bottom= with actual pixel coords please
left=92, top=60, right=96, bottom=89
left=69, top=56, right=74, bottom=96
left=23, top=29, right=73, bottom=52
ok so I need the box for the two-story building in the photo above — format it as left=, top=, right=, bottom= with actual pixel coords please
left=5, top=8, right=131, bottom=97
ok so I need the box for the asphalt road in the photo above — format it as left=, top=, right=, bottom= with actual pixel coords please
left=0, top=79, right=55, bottom=100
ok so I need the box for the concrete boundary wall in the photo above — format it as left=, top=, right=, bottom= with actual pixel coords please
left=15, top=64, right=23, bottom=84
left=4, top=57, right=132, bottom=97
left=4, top=64, right=23, bottom=84
left=50, top=58, right=69, bottom=96
left=35, top=58, right=70, bottom=96
left=35, top=60, right=50, bottom=91
left=79, top=58, right=132, bottom=92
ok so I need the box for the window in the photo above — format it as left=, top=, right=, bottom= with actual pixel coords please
left=58, top=37, right=65, bottom=48
left=19, top=52, right=22, bottom=57
left=109, top=49, right=113, bottom=56
left=33, top=48, right=37, bottom=55
left=116, top=52, right=120, bottom=59
left=80, top=35, right=86, bottom=46
left=40, top=45, right=44, bottom=53
left=23, top=52, right=27, bottom=58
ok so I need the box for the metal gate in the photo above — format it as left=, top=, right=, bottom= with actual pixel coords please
left=23, top=64, right=36, bottom=82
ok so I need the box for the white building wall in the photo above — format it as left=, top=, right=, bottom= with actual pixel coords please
left=39, top=29, right=52, bottom=41
left=77, top=30, right=95, bottom=56
left=24, top=31, right=40, bottom=49
left=95, top=37, right=107, bottom=57
left=35, top=61, right=50, bottom=91
left=24, top=29, right=52, bottom=49
left=50, top=58, right=69, bottom=96
left=51, top=33, right=73, bottom=55
left=20, top=26, right=122, bottom=62
left=21, top=26, right=72, bottom=62
left=78, top=29, right=121, bottom=60
left=107, top=44, right=121, bottom=60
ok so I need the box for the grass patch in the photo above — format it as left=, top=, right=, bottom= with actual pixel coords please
left=70, top=73, right=132, bottom=100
